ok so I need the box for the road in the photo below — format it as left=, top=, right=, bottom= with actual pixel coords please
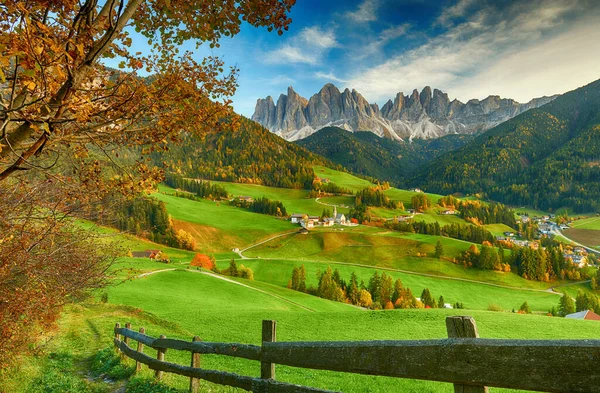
left=551, top=227, right=600, bottom=255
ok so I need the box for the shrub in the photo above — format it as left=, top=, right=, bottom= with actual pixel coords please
left=175, top=229, right=196, bottom=250
left=238, top=265, right=254, bottom=280
left=488, top=304, right=503, bottom=312
left=190, top=253, right=215, bottom=270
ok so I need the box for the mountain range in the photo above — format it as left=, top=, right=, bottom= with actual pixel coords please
left=252, top=84, right=557, bottom=141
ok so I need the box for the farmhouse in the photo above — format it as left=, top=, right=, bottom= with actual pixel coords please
left=322, top=218, right=335, bottom=227
left=440, top=209, right=456, bottom=215
left=410, top=188, right=423, bottom=193
left=238, top=196, right=254, bottom=203
left=132, top=250, right=162, bottom=259
left=565, top=310, right=600, bottom=321
left=290, top=214, right=305, bottom=223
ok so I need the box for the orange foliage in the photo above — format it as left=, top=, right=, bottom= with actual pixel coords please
left=190, top=253, right=215, bottom=270
left=384, top=301, right=395, bottom=310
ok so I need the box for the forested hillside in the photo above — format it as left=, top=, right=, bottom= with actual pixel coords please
left=409, top=78, right=600, bottom=213
left=297, top=127, right=472, bottom=182
left=153, top=117, right=334, bottom=189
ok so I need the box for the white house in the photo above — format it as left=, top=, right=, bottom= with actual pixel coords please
left=322, top=218, right=335, bottom=227
left=290, top=214, right=304, bottom=224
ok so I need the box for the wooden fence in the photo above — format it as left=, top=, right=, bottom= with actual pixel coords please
left=113, top=316, right=600, bottom=393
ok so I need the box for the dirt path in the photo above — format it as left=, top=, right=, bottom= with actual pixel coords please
left=136, top=268, right=319, bottom=312
left=237, top=230, right=298, bottom=257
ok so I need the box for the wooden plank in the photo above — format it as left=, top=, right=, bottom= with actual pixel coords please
left=124, top=322, right=131, bottom=348
left=153, top=338, right=261, bottom=360
left=446, top=316, right=488, bottom=393
left=114, top=338, right=337, bottom=393
left=155, top=334, right=166, bottom=380
left=116, top=327, right=155, bottom=347
left=261, top=320, right=276, bottom=380
left=116, top=327, right=260, bottom=360
left=260, top=339, right=600, bottom=393
left=135, top=327, right=145, bottom=373
left=189, top=336, right=201, bottom=393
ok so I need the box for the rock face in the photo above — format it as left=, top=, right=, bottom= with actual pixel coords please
left=252, top=84, right=557, bottom=141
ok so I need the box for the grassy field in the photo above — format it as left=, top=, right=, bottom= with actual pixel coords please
left=217, top=258, right=559, bottom=312
left=313, top=165, right=375, bottom=192
left=153, top=188, right=292, bottom=252
left=7, top=262, right=597, bottom=393
left=569, top=216, right=600, bottom=230
left=210, top=181, right=351, bottom=216
left=3, top=235, right=595, bottom=393
left=241, top=229, right=554, bottom=292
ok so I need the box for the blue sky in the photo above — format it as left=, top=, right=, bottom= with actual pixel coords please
left=137, top=0, right=600, bottom=117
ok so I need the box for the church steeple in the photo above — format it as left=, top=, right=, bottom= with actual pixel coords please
left=333, top=205, right=337, bottom=219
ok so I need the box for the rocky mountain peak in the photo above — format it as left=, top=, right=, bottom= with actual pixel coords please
left=252, top=83, right=558, bottom=141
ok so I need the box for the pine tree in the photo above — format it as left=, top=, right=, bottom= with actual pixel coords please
left=519, top=301, right=531, bottom=314
left=420, top=288, right=436, bottom=308
left=438, top=295, right=445, bottom=308
left=434, top=240, right=444, bottom=259
left=229, top=259, right=239, bottom=277
left=558, top=294, right=575, bottom=317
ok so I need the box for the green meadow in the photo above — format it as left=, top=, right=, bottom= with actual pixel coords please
left=7, top=167, right=597, bottom=393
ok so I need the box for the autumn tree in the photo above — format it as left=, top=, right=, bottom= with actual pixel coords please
left=190, top=253, right=215, bottom=270
left=0, top=0, right=296, bottom=364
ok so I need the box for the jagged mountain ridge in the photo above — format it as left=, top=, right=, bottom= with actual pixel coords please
left=252, top=84, right=557, bottom=141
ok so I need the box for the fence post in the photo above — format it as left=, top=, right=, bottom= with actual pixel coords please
left=124, top=322, right=131, bottom=348
left=189, top=336, right=202, bottom=393
left=261, top=320, right=277, bottom=380
left=155, top=334, right=167, bottom=380
left=135, top=327, right=145, bottom=373
left=114, top=323, right=121, bottom=354
left=446, top=316, right=488, bottom=393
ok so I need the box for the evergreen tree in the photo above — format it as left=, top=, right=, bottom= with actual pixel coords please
left=558, top=294, right=576, bottom=317
left=438, top=295, right=445, bottom=309
left=420, top=288, right=436, bottom=308
left=434, top=240, right=444, bottom=259
left=347, top=272, right=360, bottom=305
left=229, top=259, right=239, bottom=277
left=298, top=265, right=307, bottom=292
left=392, top=279, right=404, bottom=303
left=519, top=301, right=531, bottom=314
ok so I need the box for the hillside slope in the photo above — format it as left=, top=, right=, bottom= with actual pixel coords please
left=297, top=127, right=472, bottom=182
left=153, top=117, right=336, bottom=189
left=409, top=78, right=600, bottom=213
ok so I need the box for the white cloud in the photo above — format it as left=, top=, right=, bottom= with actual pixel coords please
left=264, top=45, right=318, bottom=65
left=436, top=0, right=477, bottom=27
left=299, top=27, right=340, bottom=49
left=346, top=0, right=379, bottom=23
left=263, top=26, right=339, bottom=66
left=257, top=75, right=296, bottom=86
left=348, top=0, right=600, bottom=104
left=315, top=71, right=347, bottom=84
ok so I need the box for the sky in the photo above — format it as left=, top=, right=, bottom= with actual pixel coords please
left=153, top=0, right=600, bottom=117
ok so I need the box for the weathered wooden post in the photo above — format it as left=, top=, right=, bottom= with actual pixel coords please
left=261, top=320, right=277, bottom=380
left=135, top=327, right=145, bottom=373
left=156, top=334, right=167, bottom=380
left=114, top=323, right=121, bottom=354
left=189, top=336, right=202, bottom=393
left=124, top=322, right=131, bottom=348
left=446, top=316, right=488, bottom=393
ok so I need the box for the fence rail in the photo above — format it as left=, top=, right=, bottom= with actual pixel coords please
left=113, top=316, right=600, bottom=393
